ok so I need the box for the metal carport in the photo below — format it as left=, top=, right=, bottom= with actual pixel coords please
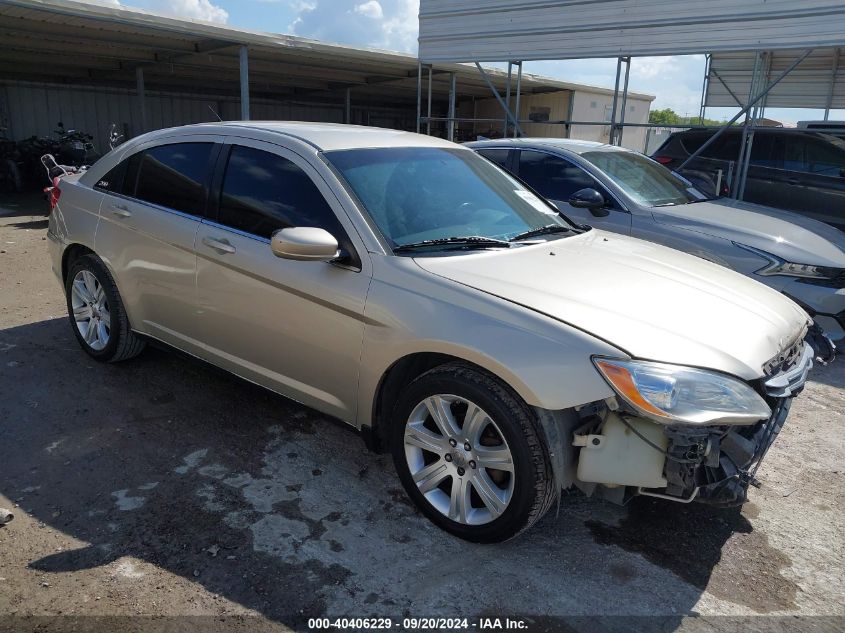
left=0, top=0, right=630, bottom=152
left=417, top=0, right=845, bottom=200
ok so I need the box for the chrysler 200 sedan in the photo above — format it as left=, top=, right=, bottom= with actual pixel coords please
left=48, top=122, right=813, bottom=542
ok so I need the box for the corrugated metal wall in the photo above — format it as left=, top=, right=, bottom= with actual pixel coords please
left=706, top=49, right=845, bottom=109
left=419, top=0, right=845, bottom=62
left=0, top=81, right=414, bottom=153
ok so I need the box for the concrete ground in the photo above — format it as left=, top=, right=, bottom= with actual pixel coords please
left=0, top=194, right=843, bottom=632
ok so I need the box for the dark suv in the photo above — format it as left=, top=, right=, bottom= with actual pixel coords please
left=652, top=129, right=845, bottom=231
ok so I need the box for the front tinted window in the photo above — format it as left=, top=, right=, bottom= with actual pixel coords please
left=785, top=136, right=845, bottom=176
left=517, top=151, right=601, bottom=202
left=326, top=147, right=572, bottom=247
left=582, top=150, right=707, bottom=207
left=218, top=146, right=343, bottom=240
left=135, top=143, right=213, bottom=215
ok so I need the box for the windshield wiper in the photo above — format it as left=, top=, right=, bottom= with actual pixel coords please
left=393, top=236, right=512, bottom=253
left=509, top=224, right=572, bottom=242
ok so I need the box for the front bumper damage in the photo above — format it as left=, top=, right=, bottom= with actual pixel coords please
left=566, top=343, right=814, bottom=508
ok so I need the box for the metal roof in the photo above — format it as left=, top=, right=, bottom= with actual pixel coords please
left=0, top=0, right=653, bottom=106
left=706, top=49, right=844, bottom=109
left=419, top=0, right=845, bottom=62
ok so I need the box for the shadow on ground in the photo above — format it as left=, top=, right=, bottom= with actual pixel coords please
left=0, top=318, right=794, bottom=629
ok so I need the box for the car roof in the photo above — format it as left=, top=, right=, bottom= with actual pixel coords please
left=135, top=121, right=460, bottom=152
left=466, top=137, right=629, bottom=155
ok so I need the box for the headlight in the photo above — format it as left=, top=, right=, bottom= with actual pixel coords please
left=593, top=358, right=771, bottom=426
left=734, top=243, right=839, bottom=280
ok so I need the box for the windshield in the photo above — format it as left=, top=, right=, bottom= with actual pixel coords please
left=581, top=150, right=709, bottom=207
left=325, top=147, right=575, bottom=248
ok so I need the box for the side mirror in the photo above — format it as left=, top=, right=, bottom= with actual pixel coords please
left=568, top=188, right=609, bottom=216
left=270, top=227, right=339, bottom=262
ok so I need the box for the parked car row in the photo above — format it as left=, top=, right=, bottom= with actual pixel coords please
left=469, top=137, right=845, bottom=346
left=46, top=122, right=834, bottom=542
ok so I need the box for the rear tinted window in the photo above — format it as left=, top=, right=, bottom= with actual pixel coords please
left=477, top=149, right=510, bottom=169
left=95, top=160, right=128, bottom=193
left=681, top=132, right=741, bottom=161
left=135, top=143, right=213, bottom=216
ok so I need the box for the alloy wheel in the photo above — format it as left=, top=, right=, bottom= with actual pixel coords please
left=71, top=269, right=111, bottom=351
left=403, top=394, right=515, bottom=525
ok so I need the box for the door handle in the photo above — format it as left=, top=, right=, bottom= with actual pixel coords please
left=109, top=203, right=131, bottom=218
left=202, top=236, right=236, bottom=254
left=786, top=178, right=800, bottom=186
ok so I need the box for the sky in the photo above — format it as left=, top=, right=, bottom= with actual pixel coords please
left=85, top=0, right=842, bottom=125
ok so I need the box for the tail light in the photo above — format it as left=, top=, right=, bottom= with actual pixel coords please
left=653, top=155, right=673, bottom=165
left=44, top=176, right=61, bottom=212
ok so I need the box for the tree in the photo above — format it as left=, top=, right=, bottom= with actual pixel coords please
left=649, top=107, right=733, bottom=127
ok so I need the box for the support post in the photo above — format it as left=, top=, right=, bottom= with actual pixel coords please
left=513, top=62, right=522, bottom=138
left=699, top=54, right=711, bottom=123
left=617, top=57, right=631, bottom=145
left=447, top=72, right=457, bottom=142
left=474, top=62, right=523, bottom=136
left=344, top=88, right=351, bottom=124
left=734, top=52, right=763, bottom=199
left=239, top=45, right=250, bottom=121
left=677, top=49, right=813, bottom=172
left=609, top=57, right=623, bottom=144
left=416, top=61, right=422, bottom=133
left=824, top=48, right=840, bottom=120
left=504, top=62, right=512, bottom=136
left=426, top=65, right=432, bottom=135
left=135, top=67, right=147, bottom=133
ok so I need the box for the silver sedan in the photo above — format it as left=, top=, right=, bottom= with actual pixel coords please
left=468, top=138, right=845, bottom=347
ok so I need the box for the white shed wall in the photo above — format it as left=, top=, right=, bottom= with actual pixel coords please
left=569, top=92, right=651, bottom=152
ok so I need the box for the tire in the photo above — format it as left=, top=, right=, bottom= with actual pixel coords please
left=390, top=362, right=555, bottom=542
left=65, top=254, right=146, bottom=362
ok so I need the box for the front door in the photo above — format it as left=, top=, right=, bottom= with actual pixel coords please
left=515, top=149, right=632, bottom=234
left=194, top=139, right=372, bottom=423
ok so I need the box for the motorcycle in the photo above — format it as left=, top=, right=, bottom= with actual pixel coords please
left=54, top=121, right=100, bottom=167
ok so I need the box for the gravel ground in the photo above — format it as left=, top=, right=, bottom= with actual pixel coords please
left=0, top=196, right=843, bottom=632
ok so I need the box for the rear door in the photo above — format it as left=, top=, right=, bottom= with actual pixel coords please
left=779, top=135, right=845, bottom=229
left=514, top=149, right=632, bottom=233
left=94, top=136, right=220, bottom=352
left=194, top=138, right=372, bottom=422
left=740, top=131, right=787, bottom=208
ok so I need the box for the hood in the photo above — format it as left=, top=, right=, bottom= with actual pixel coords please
left=415, top=231, right=810, bottom=380
left=652, top=199, right=845, bottom=268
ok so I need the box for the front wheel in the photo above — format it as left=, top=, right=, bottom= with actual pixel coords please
left=390, top=363, right=555, bottom=542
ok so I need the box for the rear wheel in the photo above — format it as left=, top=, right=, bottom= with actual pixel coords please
left=65, top=254, right=145, bottom=362
left=390, top=363, right=555, bottom=542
